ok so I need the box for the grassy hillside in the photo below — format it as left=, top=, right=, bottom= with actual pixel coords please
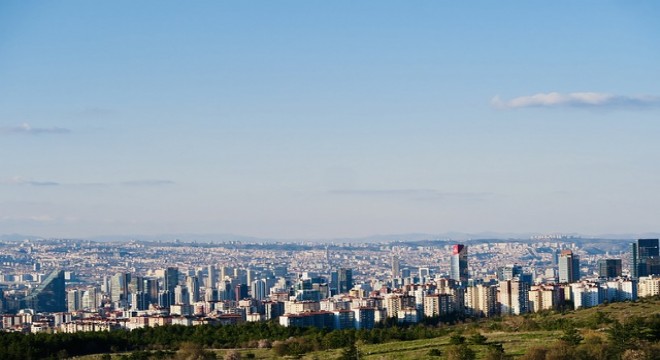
left=79, top=297, right=660, bottom=360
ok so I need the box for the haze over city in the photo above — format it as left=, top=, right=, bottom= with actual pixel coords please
left=1, top=2, right=659, bottom=240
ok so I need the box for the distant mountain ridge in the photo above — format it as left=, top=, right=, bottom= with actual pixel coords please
left=2, top=231, right=659, bottom=244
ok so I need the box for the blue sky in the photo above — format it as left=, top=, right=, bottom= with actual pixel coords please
left=1, top=1, right=659, bottom=239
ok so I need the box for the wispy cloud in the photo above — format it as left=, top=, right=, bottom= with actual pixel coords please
left=121, top=180, right=175, bottom=187
left=328, top=189, right=491, bottom=201
left=3, top=177, right=61, bottom=186
left=1, top=123, right=71, bottom=135
left=2, top=177, right=174, bottom=187
left=0, top=215, right=57, bottom=223
left=491, top=92, right=660, bottom=109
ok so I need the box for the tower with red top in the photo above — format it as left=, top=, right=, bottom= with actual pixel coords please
left=450, top=244, right=468, bottom=284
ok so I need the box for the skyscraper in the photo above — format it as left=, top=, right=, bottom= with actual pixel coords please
left=163, top=267, right=179, bottom=306
left=338, top=268, right=353, bottom=294
left=24, top=270, right=66, bottom=312
left=164, top=267, right=179, bottom=293
left=497, top=264, right=523, bottom=281
left=251, top=279, right=268, bottom=301
left=450, top=244, right=468, bottom=283
left=186, top=276, right=200, bottom=303
left=499, top=278, right=529, bottom=315
left=174, top=285, right=190, bottom=305
left=630, top=239, right=660, bottom=278
left=128, top=275, right=143, bottom=294
left=598, top=259, right=622, bottom=279
left=558, top=250, right=580, bottom=283
left=391, top=255, right=400, bottom=278
left=110, top=272, right=130, bottom=306
left=206, top=265, right=216, bottom=289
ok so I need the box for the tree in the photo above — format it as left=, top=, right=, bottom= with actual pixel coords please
left=576, top=334, right=614, bottom=360
left=483, top=344, right=506, bottom=360
left=339, top=341, right=361, bottom=360
left=428, top=348, right=442, bottom=357
left=469, top=333, right=487, bottom=345
left=176, top=342, right=216, bottom=360
left=559, top=327, right=583, bottom=346
left=445, top=344, right=476, bottom=360
left=518, top=346, right=548, bottom=360
left=271, top=341, right=288, bottom=357
left=545, top=341, right=574, bottom=360
left=449, top=333, right=466, bottom=345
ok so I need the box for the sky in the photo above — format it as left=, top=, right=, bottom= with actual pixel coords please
left=1, top=1, right=659, bottom=239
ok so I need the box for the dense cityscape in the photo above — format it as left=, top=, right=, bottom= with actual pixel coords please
left=0, top=236, right=658, bottom=335
left=2, top=1, right=659, bottom=359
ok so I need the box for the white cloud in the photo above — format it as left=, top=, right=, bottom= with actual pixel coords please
left=0, top=122, right=70, bottom=135
left=491, top=92, right=660, bottom=109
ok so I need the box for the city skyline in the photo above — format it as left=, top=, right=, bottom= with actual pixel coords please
left=2, top=2, right=660, bottom=239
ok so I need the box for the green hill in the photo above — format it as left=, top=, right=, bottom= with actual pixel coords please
left=209, top=297, right=660, bottom=360
left=43, top=297, right=660, bottom=360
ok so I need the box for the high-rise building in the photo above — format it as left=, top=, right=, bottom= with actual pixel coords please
left=164, top=267, right=179, bottom=306
left=24, top=270, right=66, bottom=312
left=205, top=287, right=219, bottom=302
left=186, top=276, right=200, bottom=303
left=144, top=278, right=159, bottom=305
left=235, top=284, right=249, bottom=301
left=206, top=265, right=216, bottom=289
left=638, top=276, right=660, bottom=298
left=598, top=259, right=622, bottom=279
left=497, top=264, right=523, bottom=281
left=67, top=289, right=82, bottom=312
left=81, top=287, right=99, bottom=311
left=450, top=244, right=468, bottom=283
left=128, top=275, right=143, bottom=294
left=251, top=279, right=268, bottom=301
left=174, top=285, right=190, bottom=305
left=130, top=292, right=149, bottom=310
left=528, top=284, right=563, bottom=312
left=338, top=268, right=353, bottom=294
left=499, top=278, right=529, bottom=315
left=110, top=272, right=130, bottom=306
left=418, top=267, right=430, bottom=283
left=558, top=250, right=580, bottom=283
left=630, top=239, right=660, bottom=278
left=465, top=284, right=498, bottom=317
left=246, top=268, right=254, bottom=287
left=391, top=255, right=400, bottom=278
left=164, top=267, right=179, bottom=293
left=158, top=290, right=172, bottom=307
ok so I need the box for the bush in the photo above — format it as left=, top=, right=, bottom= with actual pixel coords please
left=224, top=350, right=241, bottom=360
left=449, top=333, right=466, bottom=345
left=339, top=342, right=361, bottom=360
left=518, top=346, right=548, bottom=360
left=559, top=327, right=583, bottom=346
left=545, top=341, right=574, bottom=360
left=469, top=333, right=487, bottom=345
left=445, top=344, right=475, bottom=360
